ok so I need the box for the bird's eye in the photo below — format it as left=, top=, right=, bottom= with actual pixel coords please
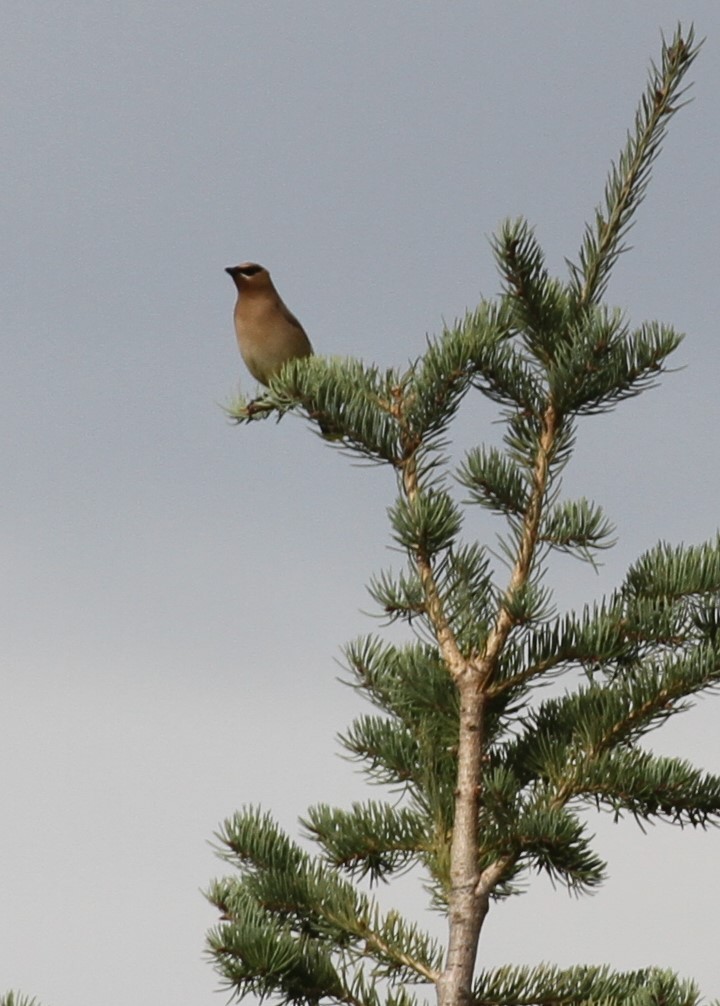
left=241, top=264, right=263, bottom=276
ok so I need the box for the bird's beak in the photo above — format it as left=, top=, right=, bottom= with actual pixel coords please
left=225, top=267, right=234, bottom=276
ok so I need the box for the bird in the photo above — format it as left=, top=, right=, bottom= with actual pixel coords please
left=225, top=263, right=313, bottom=386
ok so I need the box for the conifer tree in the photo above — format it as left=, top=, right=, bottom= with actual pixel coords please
left=207, top=26, right=720, bottom=1006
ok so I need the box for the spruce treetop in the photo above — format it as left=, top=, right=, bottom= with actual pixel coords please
left=210, top=25, right=720, bottom=1006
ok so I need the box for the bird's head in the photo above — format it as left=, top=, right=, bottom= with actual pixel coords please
left=225, top=262, right=273, bottom=293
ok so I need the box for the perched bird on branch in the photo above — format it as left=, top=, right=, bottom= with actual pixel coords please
left=225, top=263, right=313, bottom=385
left=226, top=262, right=338, bottom=437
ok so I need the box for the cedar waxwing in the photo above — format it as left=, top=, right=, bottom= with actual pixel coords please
left=225, top=263, right=314, bottom=386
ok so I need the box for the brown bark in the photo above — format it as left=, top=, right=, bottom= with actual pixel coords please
left=435, top=405, right=558, bottom=1006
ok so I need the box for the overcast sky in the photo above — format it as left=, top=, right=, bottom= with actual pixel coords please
left=3, top=3, right=720, bottom=1004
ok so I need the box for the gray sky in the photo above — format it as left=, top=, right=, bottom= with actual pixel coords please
left=3, top=3, right=720, bottom=1004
